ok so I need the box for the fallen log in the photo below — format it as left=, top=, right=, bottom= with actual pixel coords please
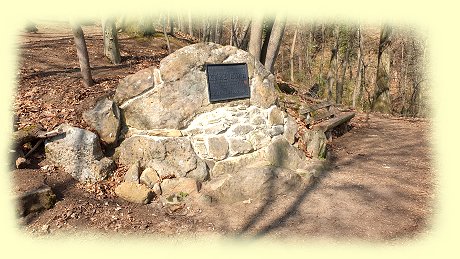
left=12, top=124, right=64, bottom=169
left=311, top=112, right=355, bottom=132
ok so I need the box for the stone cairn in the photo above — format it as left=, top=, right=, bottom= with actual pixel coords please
left=45, top=43, right=325, bottom=205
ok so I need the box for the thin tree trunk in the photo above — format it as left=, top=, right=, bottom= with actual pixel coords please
left=188, top=11, right=193, bottom=37
left=263, top=15, right=287, bottom=74
left=168, top=13, right=174, bottom=35
left=290, top=22, right=299, bottom=82
left=371, top=24, right=392, bottom=112
left=231, top=17, right=240, bottom=47
left=336, top=27, right=355, bottom=104
left=248, top=15, right=263, bottom=61
left=162, top=16, right=171, bottom=54
left=318, top=24, right=325, bottom=85
left=326, top=25, right=339, bottom=101
left=239, top=20, right=251, bottom=50
left=177, top=13, right=184, bottom=32
left=281, top=48, right=284, bottom=76
left=298, top=54, right=302, bottom=72
left=352, top=26, right=363, bottom=108
left=215, top=17, right=222, bottom=44
left=71, top=23, right=94, bottom=87
left=260, top=18, right=274, bottom=65
left=230, top=17, right=235, bottom=46
left=102, top=18, right=121, bottom=65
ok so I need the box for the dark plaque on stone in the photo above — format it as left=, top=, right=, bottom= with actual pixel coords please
left=206, top=63, right=250, bottom=102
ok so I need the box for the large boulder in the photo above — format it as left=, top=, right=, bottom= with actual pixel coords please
left=203, top=166, right=306, bottom=203
left=113, top=67, right=163, bottom=105
left=45, top=124, right=115, bottom=183
left=119, top=43, right=277, bottom=130
left=109, top=43, right=321, bottom=204
left=117, top=135, right=208, bottom=181
left=83, top=98, right=121, bottom=146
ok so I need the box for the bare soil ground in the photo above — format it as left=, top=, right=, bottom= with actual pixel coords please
left=11, top=21, right=435, bottom=241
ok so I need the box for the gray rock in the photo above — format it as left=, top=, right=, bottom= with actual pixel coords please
left=247, top=129, right=271, bottom=150
left=139, top=167, right=160, bottom=188
left=186, top=159, right=209, bottom=182
left=265, top=135, right=309, bottom=171
left=211, top=149, right=267, bottom=178
left=204, top=166, right=303, bottom=203
left=283, top=115, right=298, bottom=144
left=250, top=115, right=266, bottom=126
left=115, top=182, right=154, bottom=204
left=83, top=98, right=121, bottom=146
left=227, top=123, right=254, bottom=137
left=160, top=178, right=200, bottom=197
left=45, top=124, right=114, bottom=183
left=228, top=137, right=253, bottom=156
left=205, top=135, right=228, bottom=161
left=303, top=130, right=328, bottom=158
left=124, top=161, right=140, bottom=183
left=268, top=125, right=284, bottom=137
left=267, top=106, right=284, bottom=126
left=190, top=135, right=207, bottom=158
left=122, top=72, right=207, bottom=129
left=118, top=135, right=206, bottom=179
left=119, top=43, right=277, bottom=130
left=113, top=67, right=157, bottom=105
left=152, top=183, right=162, bottom=196
left=250, top=74, right=278, bottom=109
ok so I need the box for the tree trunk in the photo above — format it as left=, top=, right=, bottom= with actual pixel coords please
left=306, top=28, right=312, bottom=83
left=162, top=16, right=171, bottom=54
left=336, top=27, right=355, bottom=104
left=248, top=15, right=264, bottom=61
left=239, top=20, right=252, bottom=50
left=290, top=23, right=299, bottom=82
left=371, top=24, right=392, bottom=112
left=168, top=13, right=174, bottom=35
left=230, top=17, right=235, bottom=46
left=215, top=17, right=222, bottom=44
left=263, top=15, right=287, bottom=74
left=260, top=18, right=274, bottom=65
left=326, top=25, right=339, bottom=101
left=188, top=11, right=193, bottom=37
left=177, top=13, right=184, bottom=32
left=352, top=26, right=364, bottom=108
left=71, top=23, right=94, bottom=87
left=102, top=18, right=121, bottom=65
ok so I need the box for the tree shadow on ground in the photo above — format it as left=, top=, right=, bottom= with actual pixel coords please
left=220, top=114, right=433, bottom=240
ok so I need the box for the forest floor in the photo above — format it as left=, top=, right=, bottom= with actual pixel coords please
left=10, top=21, right=436, bottom=241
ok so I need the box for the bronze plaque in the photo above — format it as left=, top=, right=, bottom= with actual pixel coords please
left=206, top=63, right=250, bottom=102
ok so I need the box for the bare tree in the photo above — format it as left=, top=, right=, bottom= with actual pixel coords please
left=326, top=24, right=339, bottom=101
left=289, top=21, right=299, bottom=82
left=162, top=15, right=171, bottom=54
left=102, top=18, right=121, bottom=65
left=260, top=18, right=274, bottom=65
left=352, top=25, right=364, bottom=108
left=71, top=23, right=94, bottom=87
left=336, top=26, right=356, bottom=104
left=263, top=15, right=287, bottom=74
left=248, top=15, right=264, bottom=61
left=239, top=20, right=252, bottom=50
left=371, top=24, right=392, bottom=112
left=215, top=17, right=223, bottom=44
left=188, top=11, right=193, bottom=37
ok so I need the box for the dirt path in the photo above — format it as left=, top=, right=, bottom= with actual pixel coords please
left=13, top=22, right=435, bottom=241
left=194, top=113, right=435, bottom=240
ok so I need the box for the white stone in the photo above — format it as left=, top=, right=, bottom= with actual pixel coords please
left=228, top=137, right=254, bottom=156
left=205, top=135, right=228, bottom=160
